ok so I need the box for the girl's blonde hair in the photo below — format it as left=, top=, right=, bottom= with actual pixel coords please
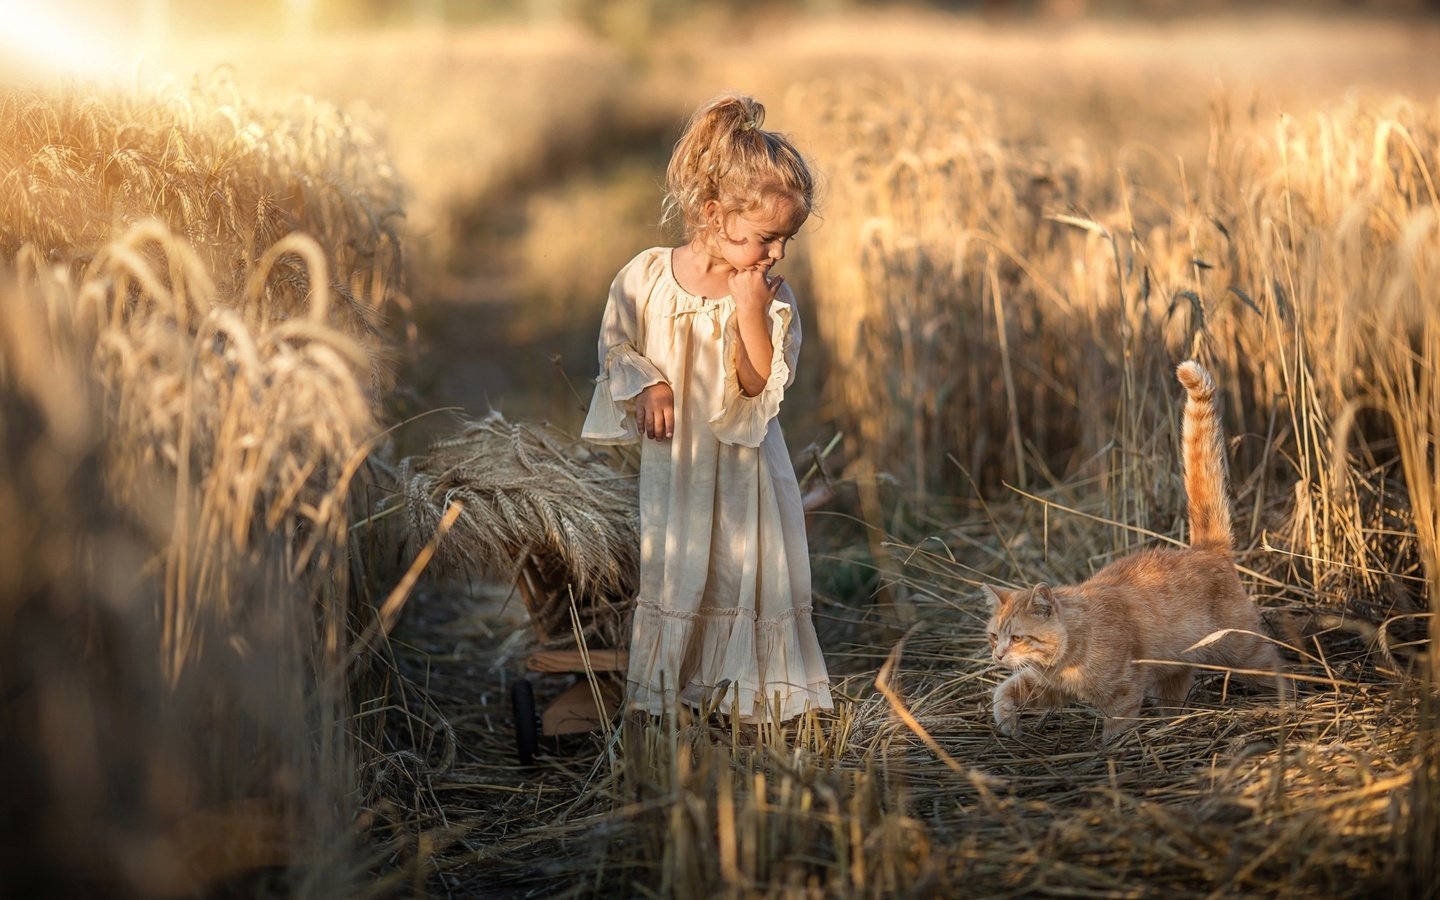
left=662, top=93, right=815, bottom=242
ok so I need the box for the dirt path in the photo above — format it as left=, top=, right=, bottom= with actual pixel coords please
left=410, top=274, right=520, bottom=412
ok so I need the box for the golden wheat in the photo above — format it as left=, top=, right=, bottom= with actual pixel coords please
left=0, top=78, right=405, bottom=364
left=0, top=249, right=372, bottom=893
left=779, top=78, right=1439, bottom=616
left=0, top=75, right=412, bottom=893
left=388, top=412, right=639, bottom=650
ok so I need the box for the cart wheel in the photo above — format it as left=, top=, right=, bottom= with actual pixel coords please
left=511, top=679, right=539, bottom=765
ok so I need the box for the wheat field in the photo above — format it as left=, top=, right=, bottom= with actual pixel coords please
left=1, top=4, right=1438, bottom=897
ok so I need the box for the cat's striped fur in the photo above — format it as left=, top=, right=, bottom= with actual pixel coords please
left=983, top=361, right=1286, bottom=744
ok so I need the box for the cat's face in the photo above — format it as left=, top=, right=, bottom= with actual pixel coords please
left=983, top=583, right=1065, bottom=670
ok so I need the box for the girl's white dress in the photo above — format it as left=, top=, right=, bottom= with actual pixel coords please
left=581, top=247, right=833, bottom=722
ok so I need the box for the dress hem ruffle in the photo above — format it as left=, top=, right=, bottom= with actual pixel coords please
left=625, top=595, right=834, bottom=723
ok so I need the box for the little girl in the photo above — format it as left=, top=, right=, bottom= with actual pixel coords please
left=581, top=93, right=833, bottom=723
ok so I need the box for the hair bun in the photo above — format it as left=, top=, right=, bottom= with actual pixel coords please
left=662, top=92, right=813, bottom=240
left=736, top=99, right=764, bottom=134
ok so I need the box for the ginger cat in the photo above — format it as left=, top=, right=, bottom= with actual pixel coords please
left=984, top=361, right=1286, bottom=744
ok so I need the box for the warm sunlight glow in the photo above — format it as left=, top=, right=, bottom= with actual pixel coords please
left=0, top=0, right=125, bottom=78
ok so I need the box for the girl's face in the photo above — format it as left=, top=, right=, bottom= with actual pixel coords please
left=704, top=199, right=805, bottom=273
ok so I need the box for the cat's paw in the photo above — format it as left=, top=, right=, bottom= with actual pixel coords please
left=1100, top=714, right=1141, bottom=746
left=993, top=691, right=1022, bottom=737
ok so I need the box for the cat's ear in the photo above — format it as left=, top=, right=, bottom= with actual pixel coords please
left=980, top=584, right=1003, bottom=611
left=1030, top=583, right=1057, bottom=618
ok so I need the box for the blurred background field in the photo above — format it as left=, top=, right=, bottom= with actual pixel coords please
left=2, top=0, right=1439, bottom=896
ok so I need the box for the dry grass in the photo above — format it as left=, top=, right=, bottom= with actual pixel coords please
left=357, top=13, right=1439, bottom=899
left=374, top=461, right=1437, bottom=897
left=386, top=557, right=1435, bottom=898
left=4, top=10, right=1439, bottom=900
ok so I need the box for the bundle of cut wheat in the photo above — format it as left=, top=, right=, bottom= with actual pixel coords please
left=391, top=412, right=639, bottom=650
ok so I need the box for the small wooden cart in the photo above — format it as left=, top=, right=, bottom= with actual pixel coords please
left=508, top=555, right=631, bottom=765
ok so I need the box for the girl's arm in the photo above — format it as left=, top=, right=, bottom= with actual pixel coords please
left=728, top=267, right=783, bottom=396
left=581, top=253, right=669, bottom=444
left=707, top=276, right=800, bottom=449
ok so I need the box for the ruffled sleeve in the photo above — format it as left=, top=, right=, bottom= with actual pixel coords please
left=582, top=250, right=668, bottom=445
left=708, top=284, right=801, bottom=448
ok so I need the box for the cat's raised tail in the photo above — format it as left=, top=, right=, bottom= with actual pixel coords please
left=1176, top=361, right=1232, bottom=551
